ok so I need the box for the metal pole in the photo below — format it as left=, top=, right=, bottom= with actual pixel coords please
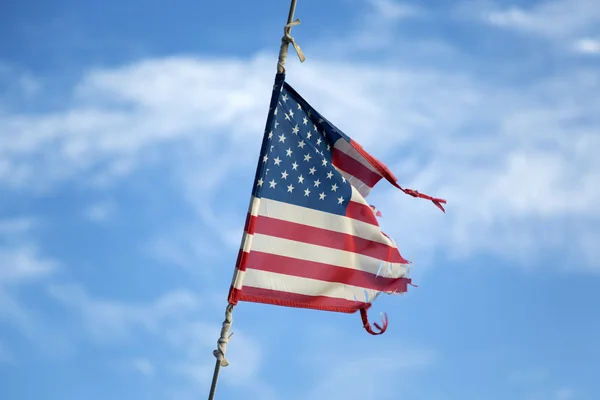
left=206, top=2, right=300, bottom=399
left=207, top=357, right=222, bottom=400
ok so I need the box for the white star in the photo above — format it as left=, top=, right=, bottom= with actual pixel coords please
left=289, top=109, right=294, bottom=118
left=292, top=162, right=298, bottom=170
left=304, top=154, right=311, bottom=162
left=269, top=179, right=277, bottom=188
left=314, top=125, right=319, bottom=132
left=337, top=196, right=344, bottom=204
left=321, top=158, right=328, bottom=167
left=303, top=116, right=308, bottom=125
left=318, top=118, right=324, bottom=124
left=307, top=131, right=312, bottom=139
left=281, top=170, right=288, bottom=179
left=274, top=121, right=279, bottom=128
left=282, top=94, right=288, bottom=102
left=266, top=168, right=270, bottom=175
left=307, top=110, right=312, bottom=118
left=309, top=167, right=316, bottom=175
left=263, top=155, right=268, bottom=163
left=287, top=184, right=294, bottom=193
left=314, top=179, right=321, bottom=187
left=342, top=176, right=346, bottom=183
left=273, top=157, right=282, bottom=166
left=297, top=103, right=302, bottom=110
left=278, top=133, right=286, bottom=143
left=285, top=113, right=291, bottom=121
left=319, top=192, right=326, bottom=200
left=292, top=125, right=300, bottom=134
left=326, top=171, right=334, bottom=179
left=298, top=140, right=306, bottom=149
left=257, top=178, right=264, bottom=187
left=304, top=188, right=311, bottom=196
left=316, top=137, right=322, bottom=146
left=274, top=108, right=278, bottom=115
left=268, top=131, right=273, bottom=139
left=286, top=148, right=293, bottom=157
left=327, top=144, right=331, bottom=151
left=331, top=183, right=338, bottom=192
left=298, top=175, right=304, bottom=184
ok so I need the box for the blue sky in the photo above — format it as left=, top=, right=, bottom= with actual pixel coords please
left=1, top=0, right=599, bottom=399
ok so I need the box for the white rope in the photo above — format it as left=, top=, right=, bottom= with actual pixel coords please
left=277, top=19, right=306, bottom=74
left=212, top=304, right=234, bottom=367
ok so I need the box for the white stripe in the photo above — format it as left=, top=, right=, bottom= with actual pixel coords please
left=251, top=196, right=396, bottom=248
left=337, top=168, right=373, bottom=197
left=232, top=269, right=246, bottom=290
left=242, top=269, right=381, bottom=303
left=230, top=197, right=262, bottom=290
left=250, top=233, right=408, bottom=277
left=350, top=184, right=371, bottom=203
left=334, top=138, right=381, bottom=176
left=242, top=233, right=253, bottom=252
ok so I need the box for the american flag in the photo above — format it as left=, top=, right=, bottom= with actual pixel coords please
left=228, top=74, right=445, bottom=334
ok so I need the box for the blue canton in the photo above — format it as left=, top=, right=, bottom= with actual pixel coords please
left=252, top=76, right=352, bottom=216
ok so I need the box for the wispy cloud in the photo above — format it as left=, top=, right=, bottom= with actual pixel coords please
left=84, top=200, right=117, bottom=222
left=132, top=357, right=155, bottom=376
left=0, top=217, right=58, bottom=332
left=555, top=387, right=577, bottom=400
left=572, top=37, right=600, bottom=55
left=481, top=0, right=600, bottom=40
left=45, top=282, right=268, bottom=396
left=2, top=49, right=599, bottom=271
left=47, top=283, right=200, bottom=342
left=367, top=0, right=423, bottom=21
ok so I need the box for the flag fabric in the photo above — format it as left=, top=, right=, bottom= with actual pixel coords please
left=227, top=73, right=445, bottom=334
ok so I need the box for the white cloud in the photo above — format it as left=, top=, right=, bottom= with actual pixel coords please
left=132, top=358, right=155, bottom=376
left=47, top=283, right=200, bottom=341
left=85, top=200, right=117, bottom=222
left=0, top=246, right=56, bottom=284
left=573, top=37, right=600, bottom=54
left=283, top=323, right=436, bottom=400
left=555, top=387, right=577, bottom=400
left=46, top=282, right=268, bottom=397
left=0, top=217, right=58, bottom=331
left=482, top=0, right=600, bottom=38
left=1, top=52, right=599, bottom=271
left=367, top=0, right=422, bottom=21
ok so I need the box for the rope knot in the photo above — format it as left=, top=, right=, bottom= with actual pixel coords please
left=277, top=19, right=306, bottom=73
left=213, top=304, right=234, bottom=367
left=282, top=19, right=306, bottom=63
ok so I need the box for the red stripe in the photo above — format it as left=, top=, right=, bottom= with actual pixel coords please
left=246, top=214, right=257, bottom=235
left=332, top=148, right=382, bottom=187
left=348, top=139, right=398, bottom=183
left=254, top=215, right=407, bottom=264
left=345, top=201, right=379, bottom=226
left=246, top=251, right=410, bottom=293
left=229, top=286, right=368, bottom=313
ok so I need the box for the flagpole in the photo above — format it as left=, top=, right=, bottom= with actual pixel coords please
left=207, top=1, right=302, bottom=399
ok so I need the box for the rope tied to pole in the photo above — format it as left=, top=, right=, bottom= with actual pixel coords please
left=212, top=304, right=234, bottom=367
left=277, top=19, right=306, bottom=73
